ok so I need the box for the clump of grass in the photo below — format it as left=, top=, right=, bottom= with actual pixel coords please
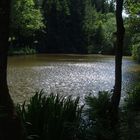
left=16, top=90, right=83, bottom=140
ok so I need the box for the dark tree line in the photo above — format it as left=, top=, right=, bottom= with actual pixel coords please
left=40, top=0, right=115, bottom=54
left=9, top=0, right=135, bottom=56
left=41, top=0, right=86, bottom=53
left=9, top=0, right=118, bottom=54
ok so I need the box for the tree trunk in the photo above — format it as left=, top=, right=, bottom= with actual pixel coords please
left=0, top=1, right=24, bottom=140
left=0, top=0, right=14, bottom=109
left=111, top=0, right=125, bottom=109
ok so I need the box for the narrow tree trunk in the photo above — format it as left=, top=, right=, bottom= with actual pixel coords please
left=0, top=0, right=14, bottom=110
left=0, top=1, right=24, bottom=140
left=111, top=0, right=125, bottom=109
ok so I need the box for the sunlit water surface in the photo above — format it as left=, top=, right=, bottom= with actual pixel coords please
left=7, top=54, right=140, bottom=103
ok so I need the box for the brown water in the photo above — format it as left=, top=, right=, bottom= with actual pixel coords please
left=7, top=54, right=140, bottom=103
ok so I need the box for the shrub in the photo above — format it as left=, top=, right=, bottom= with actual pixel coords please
left=16, top=91, right=83, bottom=140
left=16, top=89, right=140, bottom=140
left=120, top=84, right=140, bottom=140
left=84, top=91, right=118, bottom=140
left=8, top=46, right=36, bottom=55
left=124, top=84, right=140, bottom=111
left=85, top=91, right=111, bottom=119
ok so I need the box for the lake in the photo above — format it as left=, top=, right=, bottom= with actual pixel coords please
left=7, top=54, right=140, bottom=103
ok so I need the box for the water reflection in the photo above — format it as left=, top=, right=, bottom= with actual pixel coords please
left=7, top=54, right=140, bottom=103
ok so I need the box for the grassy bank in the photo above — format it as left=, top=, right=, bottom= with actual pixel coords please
left=8, top=47, right=36, bottom=55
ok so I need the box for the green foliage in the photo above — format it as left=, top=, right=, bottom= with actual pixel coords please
left=10, top=0, right=44, bottom=52
left=42, top=0, right=87, bottom=53
left=102, top=13, right=116, bottom=54
left=85, top=91, right=111, bottom=119
left=9, top=0, right=118, bottom=54
left=120, top=84, right=140, bottom=140
left=123, top=21, right=132, bottom=56
left=14, top=88, right=140, bottom=140
left=124, top=0, right=140, bottom=58
left=83, top=1, right=99, bottom=53
left=11, top=0, right=44, bottom=36
left=16, top=91, right=82, bottom=140
left=40, top=0, right=117, bottom=54
left=8, top=47, right=36, bottom=55
left=83, top=89, right=140, bottom=140
left=130, top=22, right=140, bottom=60
left=124, top=84, right=140, bottom=110
left=83, top=1, right=97, bottom=35
left=125, top=0, right=140, bottom=15
left=91, top=0, right=115, bottom=13
left=132, top=42, right=140, bottom=62
left=83, top=1, right=115, bottom=54
left=124, top=17, right=140, bottom=57
left=84, top=91, right=117, bottom=140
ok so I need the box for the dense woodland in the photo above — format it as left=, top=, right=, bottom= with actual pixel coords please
left=9, top=0, right=139, bottom=59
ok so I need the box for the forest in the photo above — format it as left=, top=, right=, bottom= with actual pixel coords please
left=0, top=0, right=140, bottom=140
left=9, top=0, right=139, bottom=60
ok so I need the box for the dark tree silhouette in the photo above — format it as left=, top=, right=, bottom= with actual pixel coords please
left=0, top=0, right=13, bottom=110
left=111, top=0, right=125, bottom=109
left=0, top=1, right=23, bottom=140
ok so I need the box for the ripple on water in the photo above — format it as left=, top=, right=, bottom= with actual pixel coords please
left=7, top=55, right=140, bottom=103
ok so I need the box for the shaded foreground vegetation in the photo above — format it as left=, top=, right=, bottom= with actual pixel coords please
left=17, top=91, right=83, bottom=140
left=16, top=85, right=140, bottom=140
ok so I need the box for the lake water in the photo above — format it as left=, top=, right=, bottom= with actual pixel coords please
left=7, top=54, right=140, bottom=103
